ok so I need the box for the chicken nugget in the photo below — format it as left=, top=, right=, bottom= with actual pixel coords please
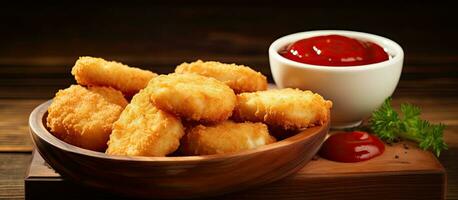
left=175, top=60, right=268, bottom=93
left=71, top=56, right=157, bottom=96
left=47, top=85, right=128, bottom=151
left=233, top=88, right=332, bottom=130
left=181, top=121, right=276, bottom=155
left=106, top=86, right=185, bottom=157
left=149, top=73, right=236, bottom=123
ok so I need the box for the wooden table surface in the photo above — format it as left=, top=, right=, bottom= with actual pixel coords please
left=1, top=2, right=457, bottom=199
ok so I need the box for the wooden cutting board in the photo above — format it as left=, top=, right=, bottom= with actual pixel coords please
left=25, top=141, right=446, bottom=200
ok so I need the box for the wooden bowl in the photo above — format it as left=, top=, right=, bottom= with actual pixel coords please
left=29, top=100, right=330, bottom=199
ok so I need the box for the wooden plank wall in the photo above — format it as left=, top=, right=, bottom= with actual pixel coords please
left=0, top=1, right=457, bottom=99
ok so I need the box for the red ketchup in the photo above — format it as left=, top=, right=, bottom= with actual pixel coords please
left=280, top=35, right=389, bottom=66
left=319, top=131, right=385, bottom=162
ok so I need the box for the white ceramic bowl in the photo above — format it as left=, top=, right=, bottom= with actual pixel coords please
left=269, top=30, right=403, bottom=128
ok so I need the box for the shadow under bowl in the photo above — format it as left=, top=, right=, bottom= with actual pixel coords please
left=29, top=100, right=329, bottom=199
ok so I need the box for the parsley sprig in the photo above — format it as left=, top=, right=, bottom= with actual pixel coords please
left=370, top=98, right=447, bottom=156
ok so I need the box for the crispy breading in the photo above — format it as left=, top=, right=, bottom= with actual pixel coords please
left=46, top=85, right=128, bottom=151
left=175, top=60, right=268, bottom=93
left=181, top=121, right=276, bottom=155
left=106, top=86, right=185, bottom=157
left=148, top=73, right=237, bottom=123
left=71, top=56, right=157, bottom=96
left=233, top=88, right=332, bottom=130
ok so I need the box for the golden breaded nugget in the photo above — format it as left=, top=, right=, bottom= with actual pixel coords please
left=181, top=121, right=276, bottom=155
left=175, top=60, right=268, bottom=93
left=71, top=56, right=157, bottom=96
left=106, top=87, right=185, bottom=157
left=149, top=73, right=236, bottom=123
left=47, top=85, right=128, bottom=151
left=233, top=88, right=332, bottom=130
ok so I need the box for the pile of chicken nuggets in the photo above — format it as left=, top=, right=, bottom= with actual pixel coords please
left=46, top=56, right=332, bottom=156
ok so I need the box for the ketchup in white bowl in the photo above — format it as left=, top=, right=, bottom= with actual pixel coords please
left=280, top=35, right=389, bottom=66
left=269, top=30, right=404, bottom=128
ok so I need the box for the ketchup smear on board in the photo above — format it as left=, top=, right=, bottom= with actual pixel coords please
left=280, top=35, right=389, bottom=66
left=319, top=131, right=385, bottom=162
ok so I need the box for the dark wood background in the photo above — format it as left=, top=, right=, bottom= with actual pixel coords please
left=0, top=1, right=457, bottom=99
left=0, top=1, right=457, bottom=199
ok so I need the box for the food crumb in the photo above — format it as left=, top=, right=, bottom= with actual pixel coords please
left=403, top=143, right=409, bottom=150
left=395, top=155, right=399, bottom=159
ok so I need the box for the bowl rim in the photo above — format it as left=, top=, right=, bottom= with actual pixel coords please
left=269, top=30, right=404, bottom=71
left=30, top=100, right=329, bottom=162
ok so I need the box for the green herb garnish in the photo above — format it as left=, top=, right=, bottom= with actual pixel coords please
left=370, top=98, right=447, bottom=156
